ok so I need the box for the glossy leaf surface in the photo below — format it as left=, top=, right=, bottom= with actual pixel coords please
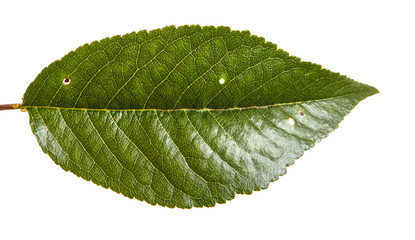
left=22, top=25, right=378, bottom=208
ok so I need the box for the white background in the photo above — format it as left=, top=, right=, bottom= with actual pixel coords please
left=0, top=0, right=414, bottom=239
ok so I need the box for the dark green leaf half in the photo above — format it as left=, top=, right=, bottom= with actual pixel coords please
left=22, top=25, right=378, bottom=208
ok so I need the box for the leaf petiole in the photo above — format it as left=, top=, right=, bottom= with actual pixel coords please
left=0, top=104, right=22, bottom=111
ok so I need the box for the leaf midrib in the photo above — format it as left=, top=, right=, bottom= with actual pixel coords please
left=21, top=90, right=373, bottom=112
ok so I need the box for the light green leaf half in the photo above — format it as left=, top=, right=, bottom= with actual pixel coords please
left=22, top=25, right=378, bottom=208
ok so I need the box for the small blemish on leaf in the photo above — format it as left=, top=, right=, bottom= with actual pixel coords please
left=288, top=117, right=295, bottom=125
left=219, top=78, right=225, bottom=84
left=300, top=111, right=305, bottom=116
left=63, top=78, right=71, bottom=85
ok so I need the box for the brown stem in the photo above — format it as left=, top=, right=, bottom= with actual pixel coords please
left=0, top=104, right=21, bottom=111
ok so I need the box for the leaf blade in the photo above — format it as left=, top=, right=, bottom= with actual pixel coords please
left=23, top=25, right=378, bottom=208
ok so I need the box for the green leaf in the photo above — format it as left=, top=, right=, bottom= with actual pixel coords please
left=21, top=25, right=378, bottom=208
